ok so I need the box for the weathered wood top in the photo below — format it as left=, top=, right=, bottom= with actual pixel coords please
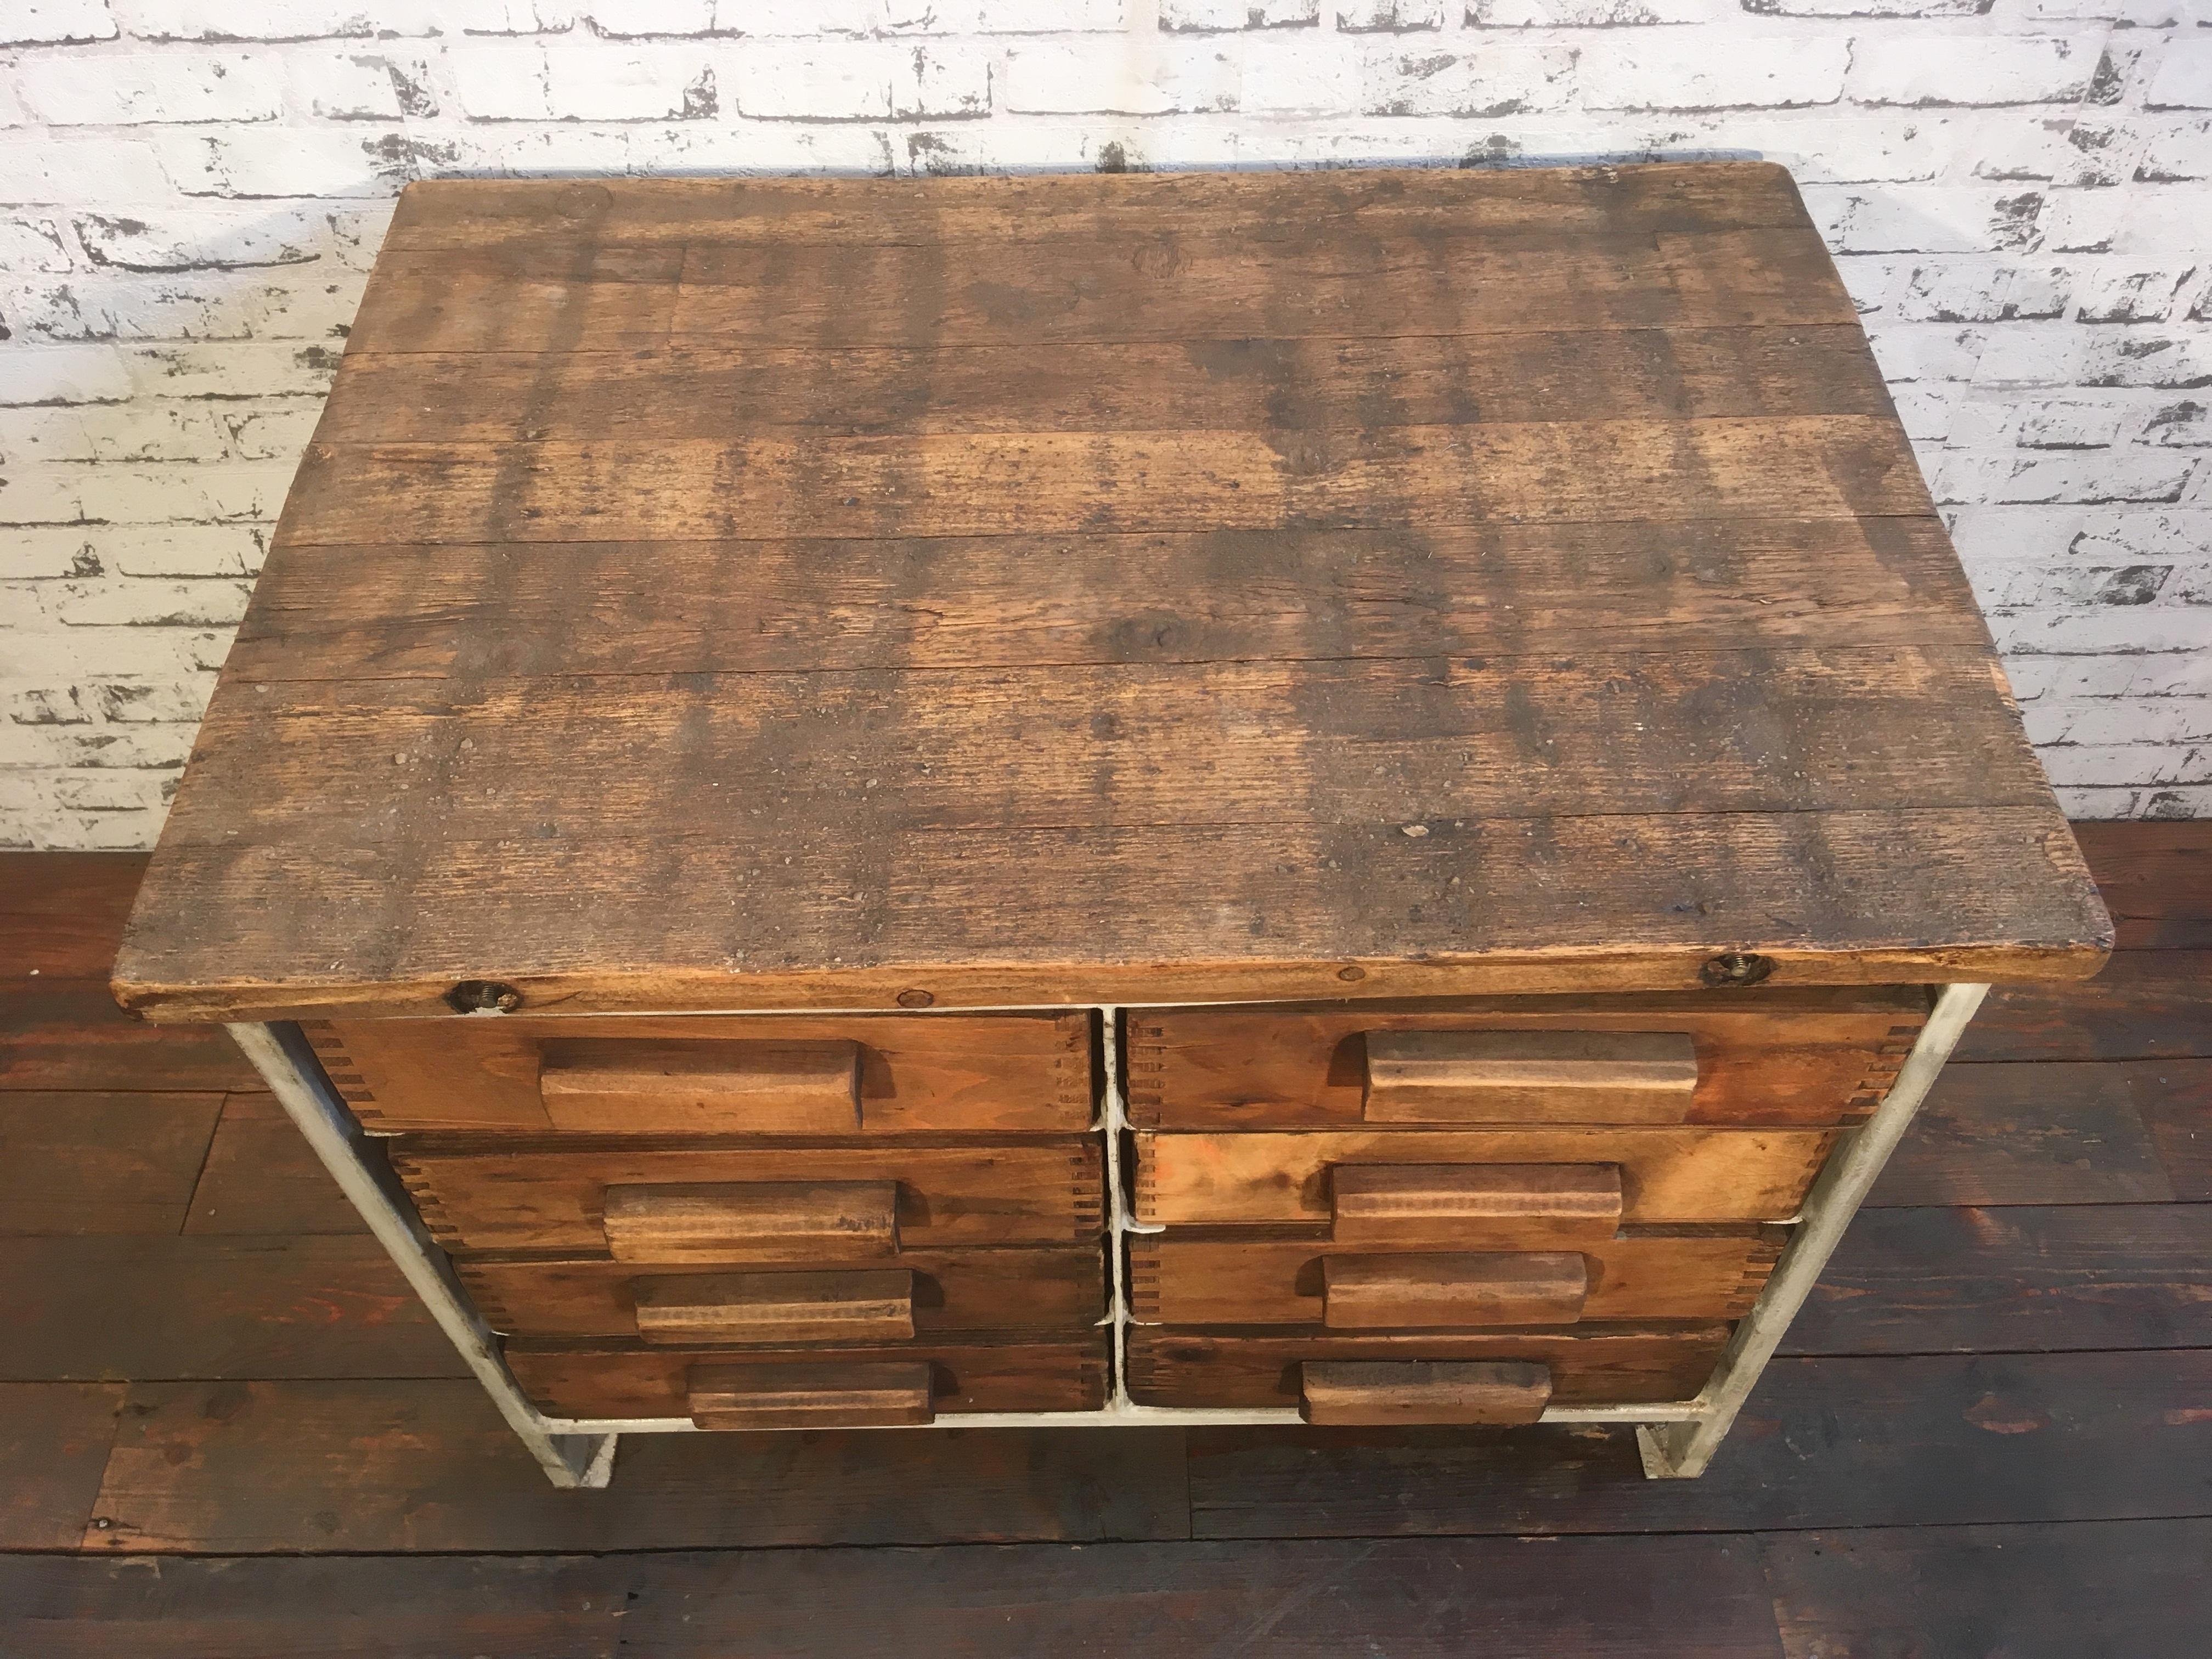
left=115, top=164, right=2109, bottom=1022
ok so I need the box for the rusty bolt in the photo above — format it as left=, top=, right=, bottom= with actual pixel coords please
left=445, top=980, right=524, bottom=1014
left=1700, top=952, right=1777, bottom=989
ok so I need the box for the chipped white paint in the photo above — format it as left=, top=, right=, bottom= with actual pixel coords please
left=4, top=3, right=2210, bottom=847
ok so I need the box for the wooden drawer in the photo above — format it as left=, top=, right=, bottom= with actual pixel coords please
left=1125, top=988, right=1928, bottom=1130
left=392, top=1139, right=1105, bottom=1255
left=1128, top=1228, right=1779, bottom=1329
left=308, top=1011, right=1095, bottom=1136
left=1126, top=1325, right=1728, bottom=1412
left=460, top=1246, right=1106, bottom=1340
left=1132, top=1127, right=1832, bottom=1228
left=508, top=1334, right=1111, bottom=1423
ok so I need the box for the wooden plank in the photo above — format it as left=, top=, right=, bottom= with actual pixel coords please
left=0, top=1383, right=123, bottom=1550
left=2145, top=1065, right=2212, bottom=1199
left=160, top=653, right=2056, bottom=855
left=600, top=1180, right=902, bottom=1266
left=313, top=328, right=1897, bottom=443
left=379, top=162, right=1816, bottom=250
left=0, top=1555, right=631, bottom=1659
left=225, top=520, right=1991, bottom=684
left=1130, top=1231, right=1775, bottom=1327
left=1874, top=1060, right=2182, bottom=1207
left=1135, top=1127, right=1834, bottom=1227
left=1301, top=1359, right=1553, bottom=1425
left=1329, top=1162, right=1625, bottom=1248
left=389, top=1140, right=1104, bottom=1255
left=184, top=1093, right=365, bottom=1235
left=0, top=1092, right=222, bottom=1235
left=1955, top=951, right=2212, bottom=1062
left=2070, top=821, right=2212, bottom=950
left=275, top=417, right=1928, bottom=545
left=1184, top=1350, right=2212, bottom=1536
left=82, top=1378, right=1188, bottom=1550
left=0, top=1236, right=462, bottom=1381
left=687, top=1359, right=934, bottom=1429
left=0, top=978, right=258, bottom=1088
left=0, top=1533, right=1788, bottom=1659
left=1786, top=1203, right=2212, bottom=1355
left=1761, top=1519, right=2212, bottom=1659
left=343, top=243, right=681, bottom=354
left=115, top=808, right=2109, bottom=1022
left=0, top=851, right=144, bottom=979
left=667, top=228, right=1854, bottom=345
left=463, top=1246, right=1104, bottom=1338
left=1130, top=988, right=1929, bottom=1131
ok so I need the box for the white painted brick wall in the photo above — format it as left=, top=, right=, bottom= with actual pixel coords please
left=3, top=3, right=2210, bottom=847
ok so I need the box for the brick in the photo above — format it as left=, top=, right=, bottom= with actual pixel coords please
left=1980, top=562, right=2173, bottom=611
left=1160, top=0, right=1319, bottom=27
left=1579, top=35, right=1847, bottom=111
left=1864, top=320, right=1987, bottom=382
left=968, top=1, right=1126, bottom=27
left=1, top=137, right=173, bottom=204
left=2143, top=400, right=2211, bottom=447
left=156, top=128, right=397, bottom=198
left=1971, top=117, right=2142, bottom=191
left=1001, top=44, right=1232, bottom=114
left=450, top=41, right=720, bottom=122
left=3, top=686, right=93, bottom=726
left=2041, top=743, right=2211, bottom=789
left=2073, top=265, right=2195, bottom=325
left=1989, top=603, right=2212, bottom=657
left=1894, top=260, right=2071, bottom=323
left=0, top=218, right=75, bottom=274
left=113, top=0, right=574, bottom=33
left=1470, top=0, right=1712, bottom=18
left=0, top=345, right=131, bottom=406
left=731, top=41, right=991, bottom=120
left=1805, top=185, right=2045, bottom=255
left=92, top=524, right=266, bottom=577
left=0, top=272, right=365, bottom=343
left=0, top=721, right=199, bottom=771
left=1850, top=32, right=2103, bottom=108
left=2079, top=331, right=2212, bottom=390
left=2027, top=697, right=2212, bottom=749
left=119, top=341, right=341, bottom=398
left=74, top=205, right=371, bottom=274
left=0, top=1, right=116, bottom=45
left=2145, top=37, right=2212, bottom=112
left=1339, top=0, right=1446, bottom=27
left=2137, top=117, right=2212, bottom=184
left=1936, top=448, right=2196, bottom=506
left=51, top=577, right=254, bottom=628
left=0, top=529, right=102, bottom=579
left=0, top=461, right=292, bottom=525
left=2021, top=0, right=2190, bottom=23
left=1739, top=0, right=1985, bottom=12
left=15, top=52, right=286, bottom=125
left=1361, top=42, right=1577, bottom=117
left=287, top=51, right=438, bottom=121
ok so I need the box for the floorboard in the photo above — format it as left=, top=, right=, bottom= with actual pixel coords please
left=82, top=1379, right=1189, bottom=1553
left=0, top=1385, right=125, bottom=1551
left=1760, top=1518, right=2212, bottom=1659
left=0, top=1092, right=224, bottom=1235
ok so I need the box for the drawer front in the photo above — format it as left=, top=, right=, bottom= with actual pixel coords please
left=311, top=1011, right=1094, bottom=1136
left=1132, top=1128, right=1832, bottom=1227
left=508, top=1334, right=1111, bottom=1423
left=462, top=1246, right=1107, bottom=1339
left=391, top=1139, right=1105, bottom=1255
left=1128, top=1231, right=1780, bottom=1329
left=1126, top=1325, right=1728, bottom=1410
left=1125, top=988, right=1928, bottom=1131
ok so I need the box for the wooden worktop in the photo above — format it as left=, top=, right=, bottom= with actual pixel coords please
left=114, top=164, right=2109, bottom=1021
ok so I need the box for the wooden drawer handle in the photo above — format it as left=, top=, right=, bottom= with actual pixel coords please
left=634, top=1269, right=916, bottom=1345
left=1363, top=1031, right=1696, bottom=1124
left=1299, top=1359, right=1552, bottom=1426
left=540, top=1037, right=861, bottom=1133
left=687, top=1361, right=935, bottom=1430
left=1322, top=1251, right=1588, bottom=1330
left=1330, top=1164, right=1622, bottom=1245
left=602, top=1180, right=900, bottom=1264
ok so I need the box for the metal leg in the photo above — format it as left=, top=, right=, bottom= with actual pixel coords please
left=1637, top=981, right=1990, bottom=1479
left=227, top=1022, right=619, bottom=1489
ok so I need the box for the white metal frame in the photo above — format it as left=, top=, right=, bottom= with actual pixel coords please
left=229, top=981, right=1986, bottom=1488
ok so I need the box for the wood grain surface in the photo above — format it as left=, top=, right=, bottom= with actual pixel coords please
left=112, top=164, right=2104, bottom=1019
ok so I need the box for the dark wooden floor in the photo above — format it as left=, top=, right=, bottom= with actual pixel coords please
left=2, top=829, right=2208, bottom=1657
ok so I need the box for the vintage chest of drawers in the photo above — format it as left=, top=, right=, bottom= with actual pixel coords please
left=112, top=163, right=2111, bottom=1488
